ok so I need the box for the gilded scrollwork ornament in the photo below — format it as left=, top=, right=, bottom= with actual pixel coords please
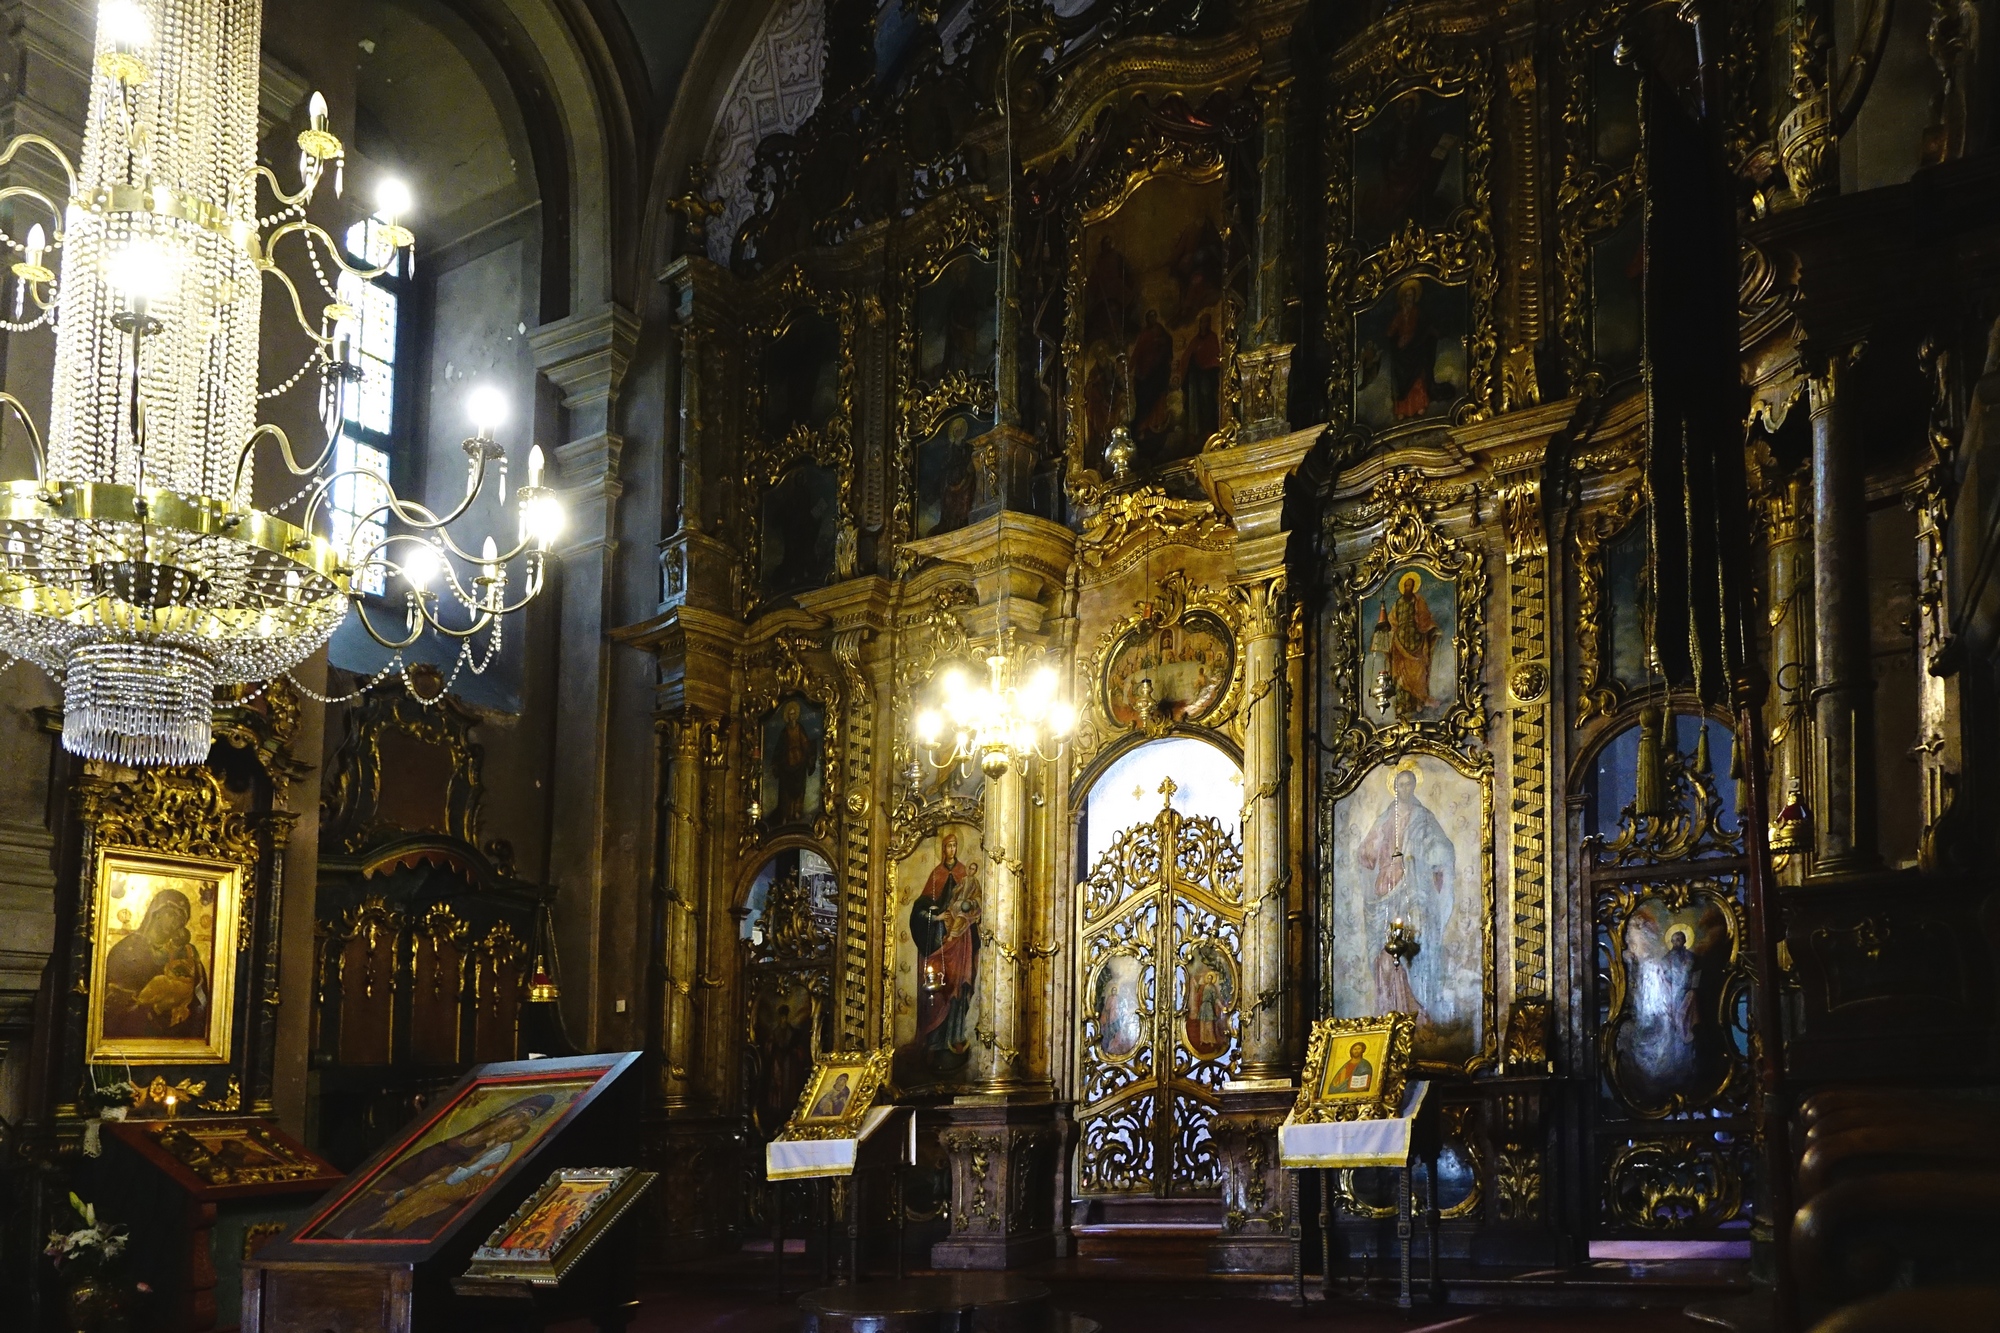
left=1574, top=483, right=1644, bottom=725
left=1076, top=572, right=1248, bottom=771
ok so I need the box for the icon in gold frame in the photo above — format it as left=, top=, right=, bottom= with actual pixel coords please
left=86, top=849, right=244, bottom=1065
left=1292, top=1014, right=1416, bottom=1124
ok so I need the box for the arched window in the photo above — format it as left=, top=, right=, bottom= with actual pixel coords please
left=326, top=217, right=410, bottom=595
left=1082, top=735, right=1243, bottom=867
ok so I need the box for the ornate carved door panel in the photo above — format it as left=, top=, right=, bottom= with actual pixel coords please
left=1075, top=781, right=1245, bottom=1197
left=1584, top=715, right=1757, bottom=1239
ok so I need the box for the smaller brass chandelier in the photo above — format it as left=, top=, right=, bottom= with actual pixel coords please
left=914, top=633, right=1075, bottom=778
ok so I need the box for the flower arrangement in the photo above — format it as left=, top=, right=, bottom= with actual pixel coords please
left=44, top=1193, right=128, bottom=1271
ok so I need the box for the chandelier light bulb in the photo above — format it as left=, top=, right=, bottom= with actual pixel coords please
left=522, top=492, right=564, bottom=548
left=104, top=239, right=176, bottom=308
left=99, top=0, right=151, bottom=52
left=375, top=176, right=413, bottom=222
left=940, top=667, right=968, bottom=701
left=401, top=542, right=440, bottom=590
left=1050, top=701, right=1077, bottom=737
left=23, top=224, right=45, bottom=270
left=915, top=709, right=943, bottom=747
left=526, top=442, right=545, bottom=488
left=465, top=384, right=506, bottom=436
left=308, top=90, right=328, bottom=131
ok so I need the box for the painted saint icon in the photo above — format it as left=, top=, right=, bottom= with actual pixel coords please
left=1180, top=942, right=1237, bottom=1061
left=908, top=831, right=981, bottom=1074
left=1330, top=1040, right=1375, bottom=1093
left=1359, top=564, right=1457, bottom=727
left=1354, top=761, right=1459, bottom=1035
left=1353, top=276, right=1468, bottom=432
left=310, top=1085, right=584, bottom=1241
left=1091, top=953, right=1145, bottom=1060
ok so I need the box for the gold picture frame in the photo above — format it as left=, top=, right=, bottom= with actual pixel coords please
left=1292, top=1014, right=1415, bottom=1124
left=457, top=1166, right=658, bottom=1290
left=776, top=1046, right=892, bottom=1142
left=86, top=849, right=244, bottom=1065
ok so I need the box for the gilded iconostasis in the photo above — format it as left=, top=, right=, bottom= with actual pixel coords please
left=14, top=0, right=1992, bottom=1312
left=629, top=0, right=1867, bottom=1270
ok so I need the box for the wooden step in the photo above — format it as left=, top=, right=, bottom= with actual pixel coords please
left=1071, top=1221, right=1220, bottom=1261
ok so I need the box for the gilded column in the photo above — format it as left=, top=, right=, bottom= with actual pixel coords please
left=660, top=710, right=705, bottom=1109
left=1808, top=349, right=1878, bottom=871
left=1497, top=462, right=1551, bottom=1004
left=1762, top=476, right=1814, bottom=877
left=978, top=744, right=1028, bottom=1091
left=1237, top=577, right=1288, bottom=1080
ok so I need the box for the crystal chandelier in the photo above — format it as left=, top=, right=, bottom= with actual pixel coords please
left=913, top=633, right=1075, bottom=778
left=0, top=0, right=558, bottom=767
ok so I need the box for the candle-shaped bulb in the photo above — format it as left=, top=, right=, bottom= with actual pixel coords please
left=376, top=177, right=412, bottom=224
left=465, top=384, right=506, bottom=438
left=309, top=90, right=328, bottom=132
left=527, top=444, right=544, bottom=488
left=24, top=224, right=45, bottom=270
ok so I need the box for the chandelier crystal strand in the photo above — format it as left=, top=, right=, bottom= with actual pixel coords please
left=0, top=0, right=558, bottom=765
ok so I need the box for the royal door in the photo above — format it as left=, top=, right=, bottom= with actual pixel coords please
left=1074, top=778, right=1246, bottom=1196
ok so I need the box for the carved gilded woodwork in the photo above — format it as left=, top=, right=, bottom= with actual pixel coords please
left=322, top=896, right=400, bottom=1065
left=1071, top=572, right=1248, bottom=776
left=1605, top=1136, right=1746, bottom=1232
left=744, top=266, right=860, bottom=602
left=1574, top=483, right=1645, bottom=726
left=1319, top=468, right=1489, bottom=790
left=212, top=676, right=307, bottom=794
left=1496, top=453, right=1552, bottom=1004
left=886, top=584, right=984, bottom=865
left=831, top=627, right=876, bottom=1048
left=892, top=196, right=1000, bottom=551
left=1595, top=877, right=1751, bottom=1119
left=321, top=672, right=484, bottom=853
left=1292, top=1013, right=1414, bottom=1125
left=1068, top=483, right=1234, bottom=575
left=79, top=767, right=262, bottom=867
left=1074, top=784, right=1246, bottom=1196
left=739, top=631, right=844, bottom=849
left=1588, top=711, right=1742, bottom=867
left=773, top=1046, right=892, bottom=1142
left=1555, top=0, right=1645, bottom=390
left=1323, top=25, right=1496, bottom=438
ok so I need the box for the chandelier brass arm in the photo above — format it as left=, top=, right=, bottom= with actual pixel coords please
left=0, top=0, right=562, bottom=766
left=0, top=395, right=48, bottom=480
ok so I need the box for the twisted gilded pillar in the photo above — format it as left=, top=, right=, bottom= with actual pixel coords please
left=1809, top=349, right=1878, bottom=872
left=1237, top=576, right=1288, bottom=1080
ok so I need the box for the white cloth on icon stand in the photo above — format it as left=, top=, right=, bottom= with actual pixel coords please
left=764, top=1104, right=902, bottom=1180
left=1277, top=1080, right=1431, bottom=1168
